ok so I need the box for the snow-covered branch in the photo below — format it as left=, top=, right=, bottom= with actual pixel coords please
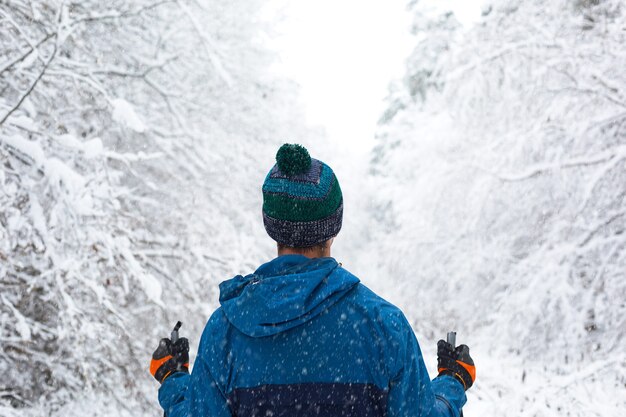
left=489, top=145, right=626, bottom=182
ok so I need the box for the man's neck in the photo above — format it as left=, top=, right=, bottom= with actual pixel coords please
left=277, top=247, right=331, bottom=259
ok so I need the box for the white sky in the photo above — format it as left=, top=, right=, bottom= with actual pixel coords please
left=263, top=0, right=483, bottom=150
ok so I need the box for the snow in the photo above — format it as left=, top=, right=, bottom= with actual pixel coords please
left=111, top=98, right=146, bottom=133
left=45, top=158, right=86, bottom=194
left=137, top=272, right=164, bottom=306
left=55, top=133, right=84, bottom=149
left=3, top=135, right=46, bottom=166
left=9, top=115, right=36, bottom=131
left=17, top=49, right=38, bottom=71
left=3, top=136, right=86, bottom=194
left=2, top=297, right=32, bottom=341
left=28, top=193, right=47, bottom=246
left=83, top=138, right=103, bottom=159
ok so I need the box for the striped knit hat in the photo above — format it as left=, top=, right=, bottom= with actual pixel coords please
left=262, top=144, right=343, bottom=248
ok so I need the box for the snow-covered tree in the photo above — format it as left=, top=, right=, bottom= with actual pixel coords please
left=365, top=0, right=625, bottom=415
left=1, top=1, right=314, bottom=415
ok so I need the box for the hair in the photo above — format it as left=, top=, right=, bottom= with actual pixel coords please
left=277, top=239, right=331, bottom=255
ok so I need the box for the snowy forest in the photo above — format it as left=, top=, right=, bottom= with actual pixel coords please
left=1, top=0, right=624, bottom=416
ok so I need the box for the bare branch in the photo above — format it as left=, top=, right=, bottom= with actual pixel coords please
left=487, top=146, right=626, bottom=182
left=69, top=0, right=175, bottom=26
left=0, top=43, right=57, bottom=126
left=0, top=9, right=47, bottom=64
left=578, top=210, right=626, bottom=247
left=0, top=32, right=55, bottom=76
left=175, top=0, right=233, bottom=86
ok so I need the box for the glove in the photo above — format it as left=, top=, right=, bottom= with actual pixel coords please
left=437, top=340, right=476, bottom=390
left=150, top=336, right=189, bottom=383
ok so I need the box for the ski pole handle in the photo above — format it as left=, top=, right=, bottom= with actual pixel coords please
left=447, top=331, right=456, bottom=348
left=171, top=321, right=182, bottom=344
left=444, top=331, right=465, bottom=416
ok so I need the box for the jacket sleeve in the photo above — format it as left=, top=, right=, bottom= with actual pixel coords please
left=158, top=314, right=232, bottom=417
left=158, top=355, right=232, bottom=417
left=386, top=314, right=466, bottom=417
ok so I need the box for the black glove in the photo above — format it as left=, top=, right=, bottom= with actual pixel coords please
left=437, top=340, right=476, bottom=390
left=150, top=336, right=189, bottom=383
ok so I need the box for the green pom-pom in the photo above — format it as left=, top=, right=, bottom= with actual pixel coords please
left=276, top=144, right=312, bottom=176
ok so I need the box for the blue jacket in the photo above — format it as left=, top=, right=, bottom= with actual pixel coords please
left=159, top=255, right=466, bottom=417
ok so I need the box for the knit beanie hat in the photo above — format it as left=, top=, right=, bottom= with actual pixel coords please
left=262, top=144, right=343, bottom=247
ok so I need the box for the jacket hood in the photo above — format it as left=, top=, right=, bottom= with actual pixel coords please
left=219, top=255, right=359, bottom=337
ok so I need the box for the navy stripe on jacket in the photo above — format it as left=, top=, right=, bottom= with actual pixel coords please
left=228, top=382, right=388, bottom=417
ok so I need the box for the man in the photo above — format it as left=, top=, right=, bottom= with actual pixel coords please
left=150, top=144, right=475, bottom=417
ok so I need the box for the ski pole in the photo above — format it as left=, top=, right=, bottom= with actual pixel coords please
left=161, top=322, right=182, bottom=417
left=171, top=321, right=182, bottom=344
left=446, top=331, right=463, bottom=417
left=447, top=331, right=456, bottom=348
